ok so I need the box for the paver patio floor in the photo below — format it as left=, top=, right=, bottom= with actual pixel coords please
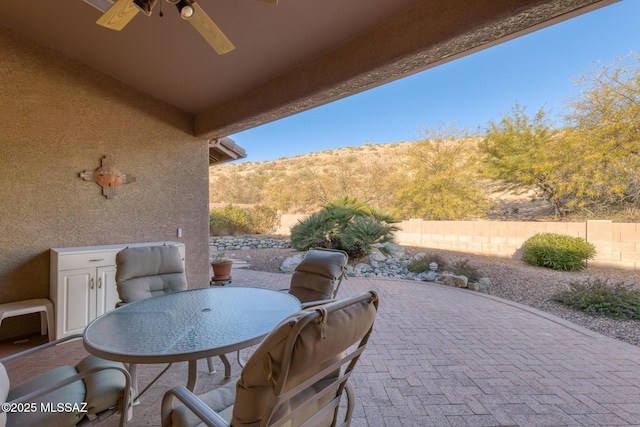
left=3, top=269, right=640, bottom=426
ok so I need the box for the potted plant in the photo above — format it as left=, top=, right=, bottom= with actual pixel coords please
left=211, top=251, right=233, bottom=283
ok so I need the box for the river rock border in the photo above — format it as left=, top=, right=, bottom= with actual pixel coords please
left=209, top=238, right=491, bottom=291
left=210, top=235, right=291, bottom=251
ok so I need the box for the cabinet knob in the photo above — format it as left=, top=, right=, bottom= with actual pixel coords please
left=89, top=259, right=105, bottom=262
left=90, top=278, right=95, bottom=289
left=98, top=277, right=102, bottom=288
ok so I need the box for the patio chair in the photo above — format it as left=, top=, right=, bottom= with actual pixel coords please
left=116, top=244, right=188, bottom=305
left=161, top=290, right=379, bottom=427
left=116, top=245, right=228, bottom=383
left=234, top=247, right=349, bottom=371
left=287, top=248, right=349, bottom=308
left=0, top=334, right=131, bottom=427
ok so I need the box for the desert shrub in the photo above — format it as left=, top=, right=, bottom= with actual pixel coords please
left=290, top=196, right=399, bottom=257
left=246, top=205, right=280, bottom=234
left=209, top=205, right=250, bottom=235
left=522, top=232, right=596, bottom=271
left=448, top=259, right=480, bottom=282
left=209, top=204, right=279, bottom=235
left=406, top=253, right=446, bottom=273
left=554, top=279, right=640, bottom=319
left=340, top=216, right=395, bottom=258
left=209, top=210, right=230, bottom=234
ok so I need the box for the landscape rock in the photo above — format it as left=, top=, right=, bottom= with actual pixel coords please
left=352, top=263, right=374, bottom=276
left=417, top=271, right=438, bottom=282
left=210, top=236, right=291, bottom=252
left=378, top=242, right=406, bottom=259
left=368, top=248, right=388, bottom=263
left=468, top=278, right=491, bottom=291
left=436, top=273, right=469, bottom=288
left=280, top=253, right=305, bottom=273
left=467, top=282, right=481, bottom=291
left=275, top=244, right=482, bottom=287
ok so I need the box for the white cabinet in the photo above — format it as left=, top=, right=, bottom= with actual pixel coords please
left=53, top=266, right=118, bottom=338
left=50, top=242, right=185, bottom=339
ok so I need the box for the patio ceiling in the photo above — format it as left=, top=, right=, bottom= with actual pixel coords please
left=0, top=0, right=618, bottom=143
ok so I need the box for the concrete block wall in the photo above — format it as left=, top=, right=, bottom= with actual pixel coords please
left=396, top=219, right=639, bottom=271
left=275, top=215, right=640, bottom=271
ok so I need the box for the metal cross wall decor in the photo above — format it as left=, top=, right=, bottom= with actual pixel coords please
left=80, top=155, right=136, bottom=199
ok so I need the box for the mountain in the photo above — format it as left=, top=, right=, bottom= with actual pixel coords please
left=209, top=141, right=556, bottom=220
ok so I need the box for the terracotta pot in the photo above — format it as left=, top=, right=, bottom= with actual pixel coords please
left=211, top=261, right=233, bottom=281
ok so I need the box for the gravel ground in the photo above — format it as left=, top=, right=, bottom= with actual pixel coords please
left=225, top=247, right=640, bottom=348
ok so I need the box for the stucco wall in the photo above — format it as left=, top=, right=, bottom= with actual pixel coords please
left=0, top=27, right=210, bottom=339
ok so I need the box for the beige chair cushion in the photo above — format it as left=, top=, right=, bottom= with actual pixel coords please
left=76, top=355, right=127, bottom=414
left=288, top=249, right=347, bottom=303
left=7, top=365, right=86, bottom=426
left=116, top=245, right=187, bottom=303
left=294, top=249, right=347, bottom=278
left=1, top=356, right=126, bottom=427
left=288, top=271, right=334, bottom=303
left=232, top=297, right=376, bottom=426
left=231, top=312, right=301, bottom=426
left=170, top=381, right=236, bottom=427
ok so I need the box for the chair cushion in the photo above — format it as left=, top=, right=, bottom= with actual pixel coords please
left=232, top=312, right=302, bottom=426
left=7, top=365, right=86, bottom=426
left=170, top=381, right=236, bottom=427
left=232, top=297, right=376, bottom=426
left=288, top=271, right=334, bottom=303
left=273, top=297, right=376, bottom=393
left=294, top=249, right=347, bottom=279
left=116, top=245, right=187, bottom=303
left=76, top=355, right=127, bottom=414
left=289, top=249, right=348, bottom=303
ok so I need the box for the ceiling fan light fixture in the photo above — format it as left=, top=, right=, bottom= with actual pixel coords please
left=176, top=0, right=194, bottom=19
left=132, top=0, right=156, bottom=16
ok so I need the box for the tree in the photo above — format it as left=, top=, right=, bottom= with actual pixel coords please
left=480, top=54, right=640, bottom=219
left=392, top=124, right=491, bottom=220
left=561, top=52, right=640, bottom=212
left=479, top=104, right=568, bottom=218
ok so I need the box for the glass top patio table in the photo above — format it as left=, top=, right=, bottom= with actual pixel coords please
left=83, top=286, right=301, bottom=391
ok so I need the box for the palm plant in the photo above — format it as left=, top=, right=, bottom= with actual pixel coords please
left=290, top=196, right=399, bottom=257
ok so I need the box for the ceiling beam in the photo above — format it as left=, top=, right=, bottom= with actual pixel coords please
left=194, top=0, right=618, bottom=140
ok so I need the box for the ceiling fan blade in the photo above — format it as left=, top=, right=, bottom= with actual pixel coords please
left=254, top=0, right=278, bottom=4
left=188, top=3, right=235, bottom=55
left=96, top=0, right=139, bottom=30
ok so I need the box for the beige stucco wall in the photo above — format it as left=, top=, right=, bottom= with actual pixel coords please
left=0, top=26, right=210, bottom=339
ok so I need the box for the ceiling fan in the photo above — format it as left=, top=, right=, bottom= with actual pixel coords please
left=85, top=0, right=277, bottom=54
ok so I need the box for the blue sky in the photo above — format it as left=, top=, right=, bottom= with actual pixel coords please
left=230, top=0, right=640, bottom=163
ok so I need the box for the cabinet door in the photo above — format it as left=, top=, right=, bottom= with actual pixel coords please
left=58, top=267, right=94, bottom=337
left=96, top=266, right=120, bottom=316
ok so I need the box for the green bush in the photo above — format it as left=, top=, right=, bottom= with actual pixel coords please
left=406, top=253, right=446, bottom=273
left=209, top=205, right=279, bottom=235
left=554, top=279, right=640, bottom=319
left=521, top=232, right=596, bottom=271
left=290, top=196, right=399, bottom=258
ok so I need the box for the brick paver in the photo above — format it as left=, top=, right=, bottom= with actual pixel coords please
left=3, top=269, right=639, bottom=426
